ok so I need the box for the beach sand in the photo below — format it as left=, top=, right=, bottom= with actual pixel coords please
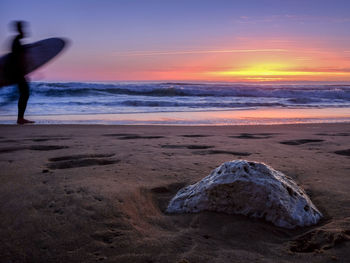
left=0, top=123, right=349, bottom=262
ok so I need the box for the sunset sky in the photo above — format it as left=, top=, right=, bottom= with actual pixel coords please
left=1, top=0, right=350, bottom=82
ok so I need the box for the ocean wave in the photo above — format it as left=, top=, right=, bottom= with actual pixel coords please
left=30, top=82, right=350, bottom=101
left=1, top=82, right=349, bottom=116
left=0, top=86, right=19, bottom=106
left=120, top=100, right=285, bottom=108
left=44, top=99, right=285, bottom=108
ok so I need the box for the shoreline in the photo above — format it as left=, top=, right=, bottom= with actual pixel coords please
left=1, top=122, right=350, bottom=129
left=0, top=107, right=349, bottom=125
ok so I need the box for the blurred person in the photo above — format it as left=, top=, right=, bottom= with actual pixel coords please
left=8, top=21, right=34, bottom=124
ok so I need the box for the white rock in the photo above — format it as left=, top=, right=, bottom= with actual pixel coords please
left=167, top=160, right=322, bottom=229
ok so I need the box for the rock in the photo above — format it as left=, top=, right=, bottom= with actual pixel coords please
left=166, top=160, right=322, bottom=229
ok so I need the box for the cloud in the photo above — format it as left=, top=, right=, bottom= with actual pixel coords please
left=113, top=49, right=288, bottom=57
left=234, top=14, right=350, bottom=25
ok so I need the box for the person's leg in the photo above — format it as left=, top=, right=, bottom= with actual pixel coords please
left=17, top=78, right=34, bottom=124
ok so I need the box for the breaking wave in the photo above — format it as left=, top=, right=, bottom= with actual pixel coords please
left=0, top=81, right=350, bottom=115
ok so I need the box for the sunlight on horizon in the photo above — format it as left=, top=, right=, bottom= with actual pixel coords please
left=210, top=63, right=350, bottom=82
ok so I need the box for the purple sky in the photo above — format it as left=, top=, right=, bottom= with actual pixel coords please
left=1, top=0, right=350, bottom=82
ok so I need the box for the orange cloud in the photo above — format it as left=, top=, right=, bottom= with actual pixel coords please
left=112, top=49, right=288, bottom=57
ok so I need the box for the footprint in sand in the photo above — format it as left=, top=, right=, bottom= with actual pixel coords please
left=334, top=149, right=350, bottom=156
left=47, top=153, right=119, bottom=169
left=314, top=133, right=350, bottom=137
left=29, top=145, right=69, bottom=151
left=103, top=133, right=138, bottom=137
left=0, top=147, right=23, bottom=154
left=279, top=139, right=324, bottom=145
left=49, top=153, right=115, bottom=162
left=161, top=144, right=214, bottom=150
left=180, top=134, right=211, bottom=138
left=193, top=150, right=251, bottom=156
left=30, top=137, right=70, bottom=142
left=0, top=144, right=68, bottom=153
left=103, top=134, right=165, bottom=140
left=230, top=133, right=278, bottom=139
left=117, top=135, right=165, bottom=140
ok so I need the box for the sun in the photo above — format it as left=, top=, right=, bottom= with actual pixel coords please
left=208, top=62, right=350, bottom=82
left=218, top=63, right=290, bottom=76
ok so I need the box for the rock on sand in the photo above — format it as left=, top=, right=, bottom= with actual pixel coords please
left=167, top=160, right=322, bottom=229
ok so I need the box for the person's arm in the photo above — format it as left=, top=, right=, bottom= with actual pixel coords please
left=12, top=36, right=26, bottom=76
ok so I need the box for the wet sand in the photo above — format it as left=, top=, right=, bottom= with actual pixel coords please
left=0, top=123, right=349, bottom=262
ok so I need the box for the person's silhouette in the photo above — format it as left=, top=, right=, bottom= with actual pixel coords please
left=9, top=21, right=34, bottom=124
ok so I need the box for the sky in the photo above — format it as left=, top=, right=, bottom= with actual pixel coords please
left=1, top=0, right=350, bottom=82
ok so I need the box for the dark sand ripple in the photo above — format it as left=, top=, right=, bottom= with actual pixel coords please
left=280, top=139, right=324, bottom=145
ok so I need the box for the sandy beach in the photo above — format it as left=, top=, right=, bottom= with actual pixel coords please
left=0, top=123, right=349, bottom=262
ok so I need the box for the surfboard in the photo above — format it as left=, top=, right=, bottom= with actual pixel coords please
left=0, top=37, right=67, bottom=87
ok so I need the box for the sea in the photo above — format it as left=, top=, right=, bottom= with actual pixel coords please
left=0, top=81, right=350, bottom=125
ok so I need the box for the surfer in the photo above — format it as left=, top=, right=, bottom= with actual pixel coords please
left=9, top=21, right=34, bottom=124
